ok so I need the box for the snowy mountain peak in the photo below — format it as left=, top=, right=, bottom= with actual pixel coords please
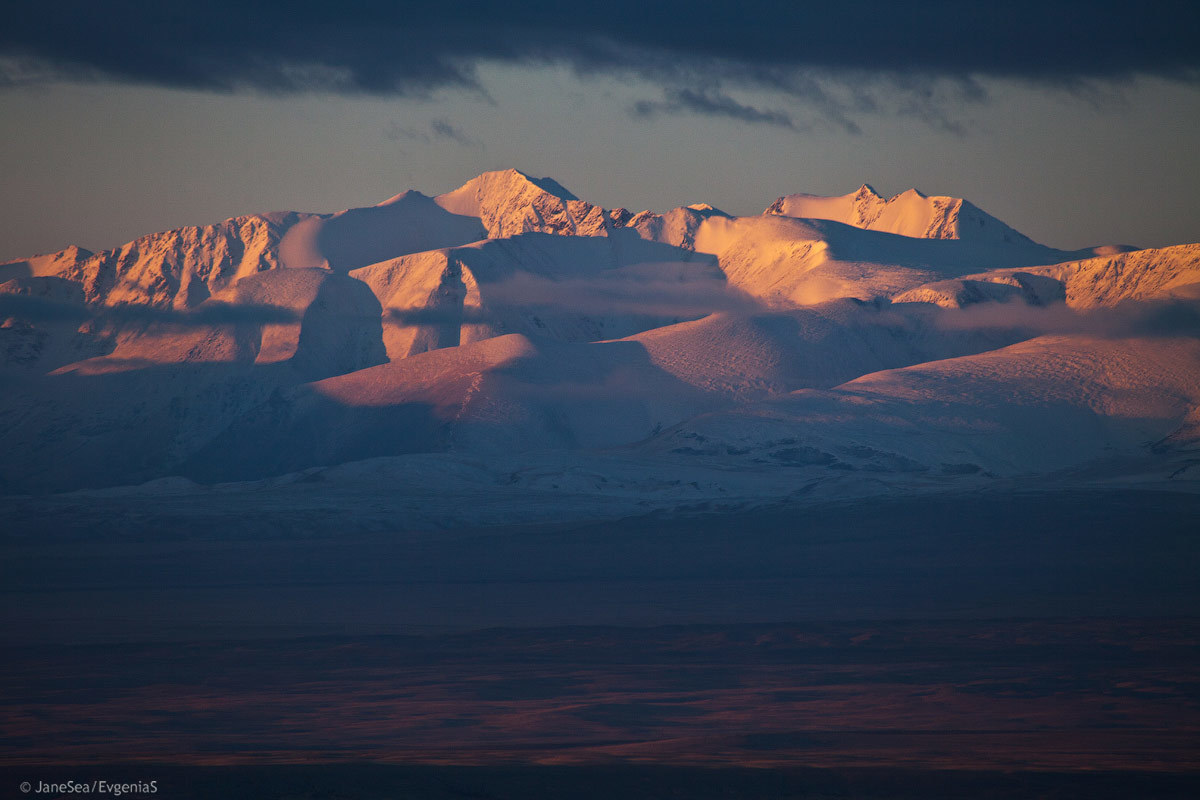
left=375, top=188, right=432, bottom=207
left=434, top=169, right=610, bottom=238
left=766, top=184, right=1039, bottom=246
left=685, top=203, right=729, bottom=216
left=438, top=168, right=578, bottom=207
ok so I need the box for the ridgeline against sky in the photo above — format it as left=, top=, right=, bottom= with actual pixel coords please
left=1, top=2, right=1198, bottom=258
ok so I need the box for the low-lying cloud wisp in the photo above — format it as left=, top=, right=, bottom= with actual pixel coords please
left=931, top=298, right=1200, bottom=339
left=0, top=294, right=300, bottom=326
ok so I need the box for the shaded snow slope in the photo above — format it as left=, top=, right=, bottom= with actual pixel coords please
left=0, top=276, right=111, bottom=373
left=0, top=270, right=388, bottom=493
left=0, top=360, right=292, bottom=493
left=58, top=268, right=386, bottom=380
left=278, top=190, right=486, bottom=272
left=623, top=301, right=1024, bottom=402
left=179, top=333, right=724, bottom=483
left=644, top=334, right=1200, bottom=479
left=178, top=302, right=1037, bottom=484
left=350, top=231, right=728, bottom=360
left=1, top=300, right=1038, bottom=492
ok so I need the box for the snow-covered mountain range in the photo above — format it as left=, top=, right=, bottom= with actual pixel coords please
left=2, top=169, right=1198, bottom=521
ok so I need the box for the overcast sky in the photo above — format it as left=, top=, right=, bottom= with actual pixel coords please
left=2, top=1, right=1199, bottom=260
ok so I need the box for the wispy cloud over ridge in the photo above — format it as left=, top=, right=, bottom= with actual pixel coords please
left=632, top=89, right=800, bottom=130
left=384, top=118, right=482, bottom=148
left=430, top=118, right=482, bottom=148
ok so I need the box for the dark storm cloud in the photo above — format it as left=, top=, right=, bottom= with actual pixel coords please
left=632, top=89, right=799, bottom=130
left=2, top=2, right=1197, bottom=97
